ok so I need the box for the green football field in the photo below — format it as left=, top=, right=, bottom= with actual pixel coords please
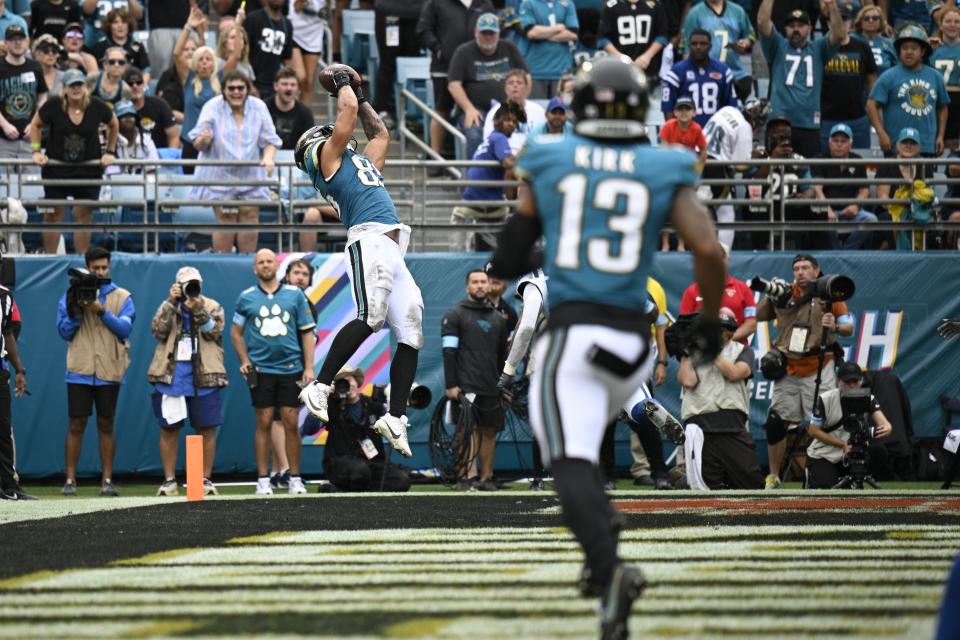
left=1, top=488, right=957, bottom=639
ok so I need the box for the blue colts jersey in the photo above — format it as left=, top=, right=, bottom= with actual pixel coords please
left=515, top=133, right=698, bottom=318
left=303, top=143, right=399, bottom=229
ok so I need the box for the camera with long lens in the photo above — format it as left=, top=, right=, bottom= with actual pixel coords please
left=179, top=279, right=202, bottom=300
left=806, top=274, right=855, bottom=302
left=748, top=276, right=791, bottom=305
left=68, top=267, right=99, bottom=304
left=333, top=377, right=351, bottom=400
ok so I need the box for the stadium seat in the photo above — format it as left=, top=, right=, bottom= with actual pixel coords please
left=340, top=10, right=378, bottom=102
left=394, top=56, right=432, bottom=136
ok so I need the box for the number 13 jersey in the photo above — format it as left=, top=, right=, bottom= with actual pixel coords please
left=515, top=132, right=698, bottom=318
left=303, top=144, right=399, bottom=229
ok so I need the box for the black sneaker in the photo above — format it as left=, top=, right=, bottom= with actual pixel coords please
left=270, top=470, right=291, bottom=489
left=476, top=478, right=500, bottom=492
left=653, top=475, right=673, bottom=491
left=599, top=564, right=646, bottom=640
left=99, top=480, right=119, bottom=497
left=529, top=479, right=545, bottom=491
left=632, top=475, right=655, bottom=487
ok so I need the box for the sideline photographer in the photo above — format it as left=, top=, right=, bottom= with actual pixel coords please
left=148, top=267, right=226, bottom=497
left=56, top=247, right=135, bottom=497
left=755, top=254, right=854, bottom=489
left=321, top=367, right=411, bottom=493
left=806, top=362, right=892, bottom=489
left=678, top=309, right=765, bottom=490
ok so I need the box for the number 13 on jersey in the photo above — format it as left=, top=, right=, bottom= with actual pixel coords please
left=555, top=174, right=650, bottom=274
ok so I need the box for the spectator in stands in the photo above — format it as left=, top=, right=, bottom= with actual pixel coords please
left=522, top=0, right=578, bottom=97
left=33, top=34, right=63, bottom=95
left=888, top=0, right=933, bottom=31
left=852, top=6, right=896, bottom=77
left=601, top=0, right=665, bottom=80
left=819, top=8, right=877, bottom=151
left=451, top=101, right=517, bottom=252
left=759, top=0, right=846, bottom=159
left=267, top=65, right=314, bottom=149
left=442, top=268, right=508, bottom=491
left=322, top=366, right=412, bottom=493
left=287, top=0, right=326, bottom=107
left=876, top=127, right=937, bottom=250
left=0, top=0, right=27, bottom=54
left=931, top=8, right=960, bottom=151
left=157, top=30, right=199, bottom=125
left=662, top=30, right=739, bottom=127
left=373, top=0, right=424, bottom=121
left=189, top=70, right=282, bottom=253
left=231, top=248, right=315, bottom=496
left=90, top=8, right=150, bottom=82
left=761, top=0, right=820, bottom=36
left=83, top=0, right=142, bottom=50
left=146, top=0, right=198, bottom=79
left=805, top=362, right=892, bottom=488
left=658, top=96, right=705, bottom=252
left=150, top=266, right=226, bottom=498
left=107, top=99, right=158, bottom=173
left=124, top=68, right=178, bottom=150
left=482, top=68, right=545, bottom=154
left=216, top=23, right=255, bottom=85
left=680, top=241, right=757, bottom=344
left=31, top=67, right=118, bottom=254
left=60, top=21, right=97, bottom=74
left=682, top=0, right=755, bottom=102
left=212, top=0, right=243, bottom=18
left=0, top=24, right=48, bottom=170
left=56, top=247, right=135, bottom=497
left=531, top=96, right=571, bottom=135
left=447, top=12, right=529, bottom=160
left=867, top=26, right=949, bottom=156
left=90, top=46, right=128, bottom=108
left=812, top=123, right=877, bottom=249
left=31, top=0, right=83, bottom=41
left=175, top=9, right=219, bottom=170
left=244, top=0, right=294, bottom=100
left=417, top=0, right=494, bottom=170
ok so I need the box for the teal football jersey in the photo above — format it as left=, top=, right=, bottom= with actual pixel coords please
left=303, top=142, right=399, bottom=228
left=931, top=42, right=960, bottom=89
left=515, top=132, right=698, bottom=315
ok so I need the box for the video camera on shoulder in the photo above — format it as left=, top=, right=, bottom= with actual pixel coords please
left=68, top=267, right=100, bottom=304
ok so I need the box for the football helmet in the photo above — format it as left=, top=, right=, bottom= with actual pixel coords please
left=570, top=56, right=649, bottom=141
left=741, top=98, right=771, bottom=129
left=294, top=124, right=334, bottom=172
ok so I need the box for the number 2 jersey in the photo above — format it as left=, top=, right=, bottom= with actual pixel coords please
left=303, top=142, right=399, bottom=229
left=515, top=132, right=698, bottom=329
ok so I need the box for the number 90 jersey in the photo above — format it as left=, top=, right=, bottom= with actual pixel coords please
left=303, top=143, right=399, bottom=229
left=515, top=133, right=698, bottom=316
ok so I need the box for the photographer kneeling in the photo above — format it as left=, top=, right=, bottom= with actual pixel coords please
left=806, top=362, right=892, bottom=489
left=678, top=309, right=765, bottom=490
left=323, top=367, right=411, bottom=493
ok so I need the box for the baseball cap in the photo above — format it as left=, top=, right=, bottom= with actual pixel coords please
left=546, top=96, right=567, bottom=113
left=63, top=68, right=86, bottom=86
left=334, top=365, right=365, bottom=387
left=897, top=127, right=921, bottom=144
left=829, top=123, right=853, bottom=139
left=176, top=266, right=203, bottom=285
left=786, top=9, right=811, bottom=24
left=114, top=100, right=137, bottom=118
left=675, top=95, right=696, bottom=110
left=124, top=67, right=144, bottom=84
left=719, top=307, right=739, bottom=332
left=767, top=114, right=792, bottom=129
left=476, top=13, right=500, bottom=33
left=63, top=22, right=84, bottom=37
left=838, top=361, right=864, bottom=382
left=4, top=24, right=26, bottom=40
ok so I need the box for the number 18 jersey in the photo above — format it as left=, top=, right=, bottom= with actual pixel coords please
left=303, top=143, right=399, bottom=229
left=515, top=132, right=698, bottom=319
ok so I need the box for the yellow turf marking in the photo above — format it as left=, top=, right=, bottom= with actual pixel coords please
left=227, top=531, right=298, bottom=545
left=112, top=548, right=197, bottom=566
left=0, top=570, right=59, bottom=589
left=123, top=619, right=201, bottom=638
left=383, top=617, right=456, bottom=637
left=888, top=531, right=929, bottom=540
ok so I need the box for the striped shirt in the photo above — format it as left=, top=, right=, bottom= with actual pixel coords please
left=0, top=286, right=12, bottom=359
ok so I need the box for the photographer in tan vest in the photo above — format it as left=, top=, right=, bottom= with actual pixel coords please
left=56, top=247, right=135, bottom=497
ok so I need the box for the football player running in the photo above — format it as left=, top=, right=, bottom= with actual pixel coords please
left=295, top=67, right=423, bottom=458
left=490, top=57, right=726, bottom=640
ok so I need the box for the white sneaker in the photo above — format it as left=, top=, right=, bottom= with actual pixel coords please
left=156, top=479, right=178, bottom=497
left=255, top=477, right=273, bottom=495
left=203, top=478, right=219, bottom=496
left=299, top=380, right=329, bottom=421
left=288, top=476, right=307, bottom=494
left=373, top=413, right=412, bottom=457
left=764, top=474, right=781, bottom=490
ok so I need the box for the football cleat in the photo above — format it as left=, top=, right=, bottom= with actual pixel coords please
left=642, top=401, right=686, bottom=445
left=599, top=564, right=647, bottom=640
left=299, top=380, right=330, bottom=422
left=373, top=413, right=412, bottom=457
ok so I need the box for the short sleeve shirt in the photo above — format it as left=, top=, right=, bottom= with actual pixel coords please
left=761, top=29, right=834, bottom=129
left=232, top=283, right=316, bottom=374
left=869, top=63, right=949, bottom=155
left=659, top=119, right=707, bottom=152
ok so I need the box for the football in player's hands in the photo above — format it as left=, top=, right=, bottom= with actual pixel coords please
left=318, top=64, right=362, bottom=94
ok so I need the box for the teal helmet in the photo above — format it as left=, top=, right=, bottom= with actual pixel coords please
left=894, top=24, right=932, bottom=56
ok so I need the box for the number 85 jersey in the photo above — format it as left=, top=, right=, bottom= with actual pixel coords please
left=303, top=144, right=399, bottom=229
left=515, top=133, right=698, bottom=316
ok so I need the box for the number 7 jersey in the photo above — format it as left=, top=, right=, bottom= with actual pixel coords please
left=515, top=132, right=698, bottom=315
left=303, top=143, right=399, bottom=229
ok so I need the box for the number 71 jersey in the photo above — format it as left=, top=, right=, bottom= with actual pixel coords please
left=515, top=132, right=699, bottom=314
left=303, top=144, right=399, bottom=228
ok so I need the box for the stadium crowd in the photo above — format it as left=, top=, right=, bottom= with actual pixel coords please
left=0, top=0, right=951, bottom=254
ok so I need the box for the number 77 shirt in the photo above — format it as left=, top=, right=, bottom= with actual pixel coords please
left=761, top=29, right=834, bottom=130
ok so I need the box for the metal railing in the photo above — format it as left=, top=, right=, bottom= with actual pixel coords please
left=397, top=88, right=466, bottom=179
left=0, top=156, right=957, bottom=254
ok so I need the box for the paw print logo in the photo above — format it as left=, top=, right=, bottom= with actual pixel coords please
left=254, top=304, right=290, bottom=337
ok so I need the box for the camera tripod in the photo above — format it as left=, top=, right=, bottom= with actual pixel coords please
left=831, top=443, right=882, bottom=489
